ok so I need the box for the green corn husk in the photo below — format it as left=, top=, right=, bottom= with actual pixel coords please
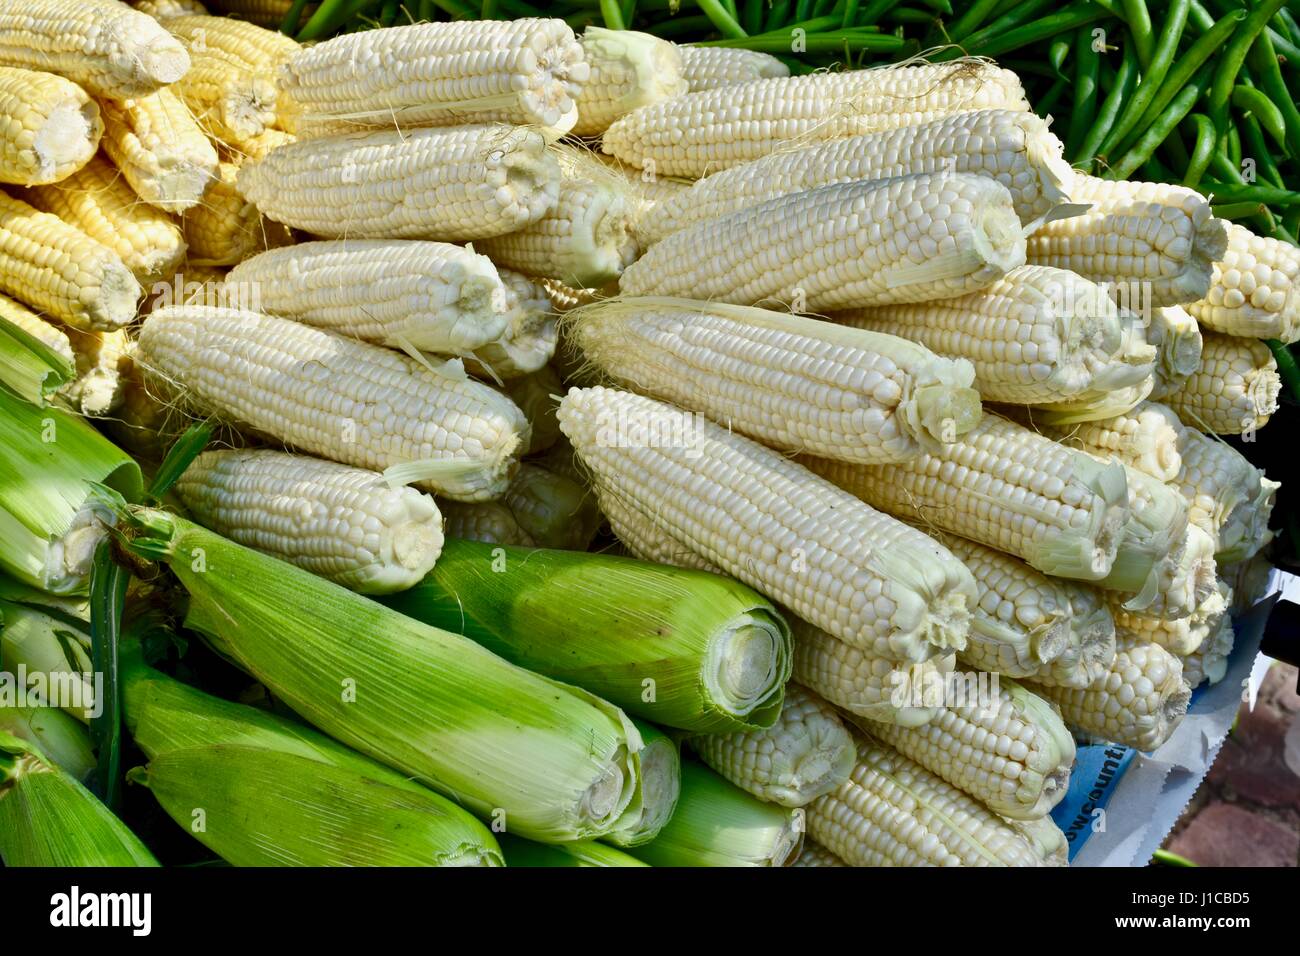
left=626, top=761, right=803, bottom=867
left=603, top=720, right=681, bottom=847
left=383, top=538, right=792, bottom=734
left=0, top=703, right=95, bottom=784
left=499, top=833, right=649, bottom=867
left=0, top=388, right=142, bottom=594
left=0, top=313, right=75, bottom=407
left=0, top=578, right=96, bottom=722
left=116, top=508, right=643, bottom=843
left=0, top=729, right=157, bottom=866
left=122, top=650, right=504, bottom=867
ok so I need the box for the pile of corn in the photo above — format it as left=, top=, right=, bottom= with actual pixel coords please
left=0, top=4, right=1286, bottom=868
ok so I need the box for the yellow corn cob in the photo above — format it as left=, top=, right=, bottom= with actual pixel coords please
left=1030, top=401, right=1184, bottom=483
left=501, top=462, right=602, bottom=550
left=466, top=269, right=557, bottom=381
left=100, top=89, right=219, bottom=212
left=808, top=731, right=1060, bottom=866
left=601, top=61, right=1030, bottom=179
left=848, top=678, right=1075, bottom=820
left=440, top=501, right=537, bottom=548
left=174, top=449, right=444, bottom=594
left=0, top=67, right=102, bottom=186
left=620, top=172, right=1026, bottom=310
left=1028, top=641, right=1190, bottom=751
left=572, top=28, right=685, bottom=137
left=1186, top=223, right=1300, bottom=342
left=204, top=0, right=309, bottom=28
left=675, top=45, right=789, bottom=92
left=237, top=124, right=560, bottom=242
left=135, top=305, right=530, bottom=501
left=1163, top=333, right=1280, bottom=436
left=134, top=0, right=208, bottom=18
left=1110, top=579, right=1230, bottom=656
left=1173, top=424, right=1279, bottom=563
left=1144, top=305, right=1202, bottom=400
left=689, top=685, right=855, bottom=808
left=166, top=15, right=298, bottom=79
left=477, top=147, right=638, bottom=288
left=836, top=265, right=1154, bottom=411
left=227, top=239, right=507, bottom=355
left=803, top=414, right=1131, bottom=582
left=61, top=325, right=129, bottom=415
left=558, top=386, right=977, bottom=663
left=0, top=190, right=140, bottom=330
left=543, top=276, right=601, bottom=313
left=0, top=0, right=190, bottom=99
left=1177, top=617, right=1234, bottom=689
left=503, top=365, right=562, bottom=455
left=23, top=154, right=186, bottom=284
left=224, top=127, right=293, bottom=165
left=568, top=296, right=981, bottom=464
left=182, top=160, right=291, bottom=266
left=640, top=110, right=1072, bottom=246
left=1220, top=554, right=1273, bottom=615
left=1025, top=174, right=1228, bottom=309
left=98, top=351, right=187, bottom=460
left=790, top=841, right=847, bottom=866
left=278, top=19, right=590, bottom=138
left=143, top=262, right=227, bottom=312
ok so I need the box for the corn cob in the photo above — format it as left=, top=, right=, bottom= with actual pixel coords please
left=504, top=365, right=562, bottom=454
left=808, top=731, right=1059, bottom=866
left=1029, top=401, right=1184, bottom=483
left=1178, top=617, right=1234, bottom=689
left=136, top=305, right=529, bottom=501
left=1109, top=520, right=1219, bottom=622
left=174, top=449, right=443, bottom=594
left=1220, top=554, right=1273, bottom=615
left=1025, top=175, right=1228, bottom=309
left=227, top=240, right=509, bottom=356
left=439, top=501, right=536, bottom=547
left=466, top=269, right=557, bottom=380
left=165, top=16, right=298, bottom=84
left=1028, top=641, right=1190, bottom=750
left=1093, top=464, right=1191, bottom=605
left=0, top=67, right=101, bottom=186
left=100, top=89, right=219, bottom=212
left=237, top=124, right=560, bottom=242
left=1109, top=579, right=1230, bottom=656
left=0, top=289, right=72, bottom=363
left=97, top=352, right=189, bottom=460
left=0, top=0, right=190, bottom=100
left=1144, top=306, right=1203, bottom=399
left=134, top=0, right=207, bottom=17
left=1186, top=223, right=1300, bottom=342
left=572, top=28, right=685, bottom=137
left=23, top=154, right=186, bottom=284
left=477, top=147, right=638, bottom=288
left=836, top=265, right=1154, bottom=412
left=1173, top=425, right=1278, bottom=563
left=620, top=173, right=1026, bottom=310
left=558, top=386, right=977, bottom=663
left=0, top=190, right=140, bottom=330
left=849, top=678, right=1075, bottom=819
left=675, top=45, right=790, bottom=92
left=791, top=841, right=848, bottom=866
left=182, top=160, right=291, bottom=267
left=278, top=19, right=589, bottom=138
left=640, top=110, right=1072, bottom=246
left=143, top=262, right=228, bottom=312
left=226, top=126, right=293, bottom=163
left=601, top=61, right=1030, bottom=179
left=568, top=296, right=981, bottom=464
left=501, top=463, right=602, bottom=551
left=689, top=685, right=855, bottom=808
left=804, top=414, right=1131, bottom=582
left=205, top=0, right=307, bottom=27
left=61, top=325, right=129, bottom=415
left=1163, top=333, right=1280, bottom=436
left=1005, top=815, right=1069, bottom=865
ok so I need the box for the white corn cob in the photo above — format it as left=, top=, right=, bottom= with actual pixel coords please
left=1005, top=815, right=1069, bottom=865
left=0, top=190, right=140, bottom=330
left=790, top=841, right=847, bottom=867
left=835, top=265, right=1154, bottom=410
left=1110, top=579, right=1230, bottom=656
left=100, top=89, right=219, bottom=212
left=237, top=124, right=560, bottom=242
left=0, top=67, right=101, bottom=186
left=136, top=306, right=529, bottom=501
left=278, top=19, right=590, bottom=138
left=174, top=449, right=444, bottom=594
left=477, top=147, right=638, bottom=288
left=601, top=61, right=1030, bottom=179
left=1144, top=306, right=1203, bottom=400
left=1174, top=424, right=1278, bottom=563
left=1108, top=521, right=1219, bottom=622
left=503, top=365, right=562, bottom=455
left=1025, top=175, right=1229, bottom=308
left=675, top=45, right=789, bottom=92
left=23, top=154, right=187, bottom=284
left=594, top=153, right=694, bottom=232
left=62, top=325, right=129, bottom=415
left=501, top=463, right=602, bottom=551
left=619, top=173, right=1026, bottom=311
left=1163, top=333, right=1280, bottom=436
left=807, top=731, right=1060, bottom=866
left=1031, top=401, right=1184, bottom=483
left=1220, top=554, right=1273, bottom=615
left=181, top=160, right=292, bottom=267
left=440, top=500, right=536, bottom=548
left=1028, top=641, right=1190, bottom=751
left=567, top=296, right=982, bottom=464
left=690, top=685, right=856, bottom=808
left=572, top=28, right=685, bottom=137
left=639, top=109, right=1073, bottom=245
left=1178, top=617, right=1234, bottom=689
left=558, top=386, right=978, bottom=663
left=803, top=414, right=1131, bottom=582
left=849, top=678, right=1076, bottom=820
left=466, top=269, right=557, bottom=381
left=134, top=0, right=208, bottom=18
left=227, top=240, right=508, bottom=356
left=0, top=0, right=190, bottom=99
left=1187, top=223, right=1300, bottom=342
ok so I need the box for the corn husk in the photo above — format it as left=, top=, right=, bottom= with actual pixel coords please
left=499, top=833, right=648, bottom=866
left=384, top=538, right=792, bottom=734
left=118, top=508, right=643, bottom=843
left=0, top=579, right=96, bottom=722
left=603, top=720, right=680, bottom=847
left=0, top=703, right=95, bottom=783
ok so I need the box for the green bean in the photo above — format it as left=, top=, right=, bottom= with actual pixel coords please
left=840, top=0, right=859, bottom=27
left=1187, top=0, right=1215, bottom=31
left=1231, top=84, right=1288, bottom=147
left=1226, top=120, right=1243, bottom=169
left=703, top=30, right=905, bottom=49
left=623, top=0, right=638, bottom=24
left=1279, top=6, right=1300, bottom=39
left=1065, top=27, right=1101, bottom=158
left=296, top=0, right=377, bottom=39
left=644, top=14, right=714, bottom=35
left=1072, top=41, right=1137, bottom=165
left=1238, top=112, right=1287, bottom=188
left=1000, top=59, right=1067, bottom=80
left=1108, top=61, right=1212, bottom=179
left=949, top=0, right=1053, bottom=51
left=766, top=0, right=791, bottom=29
left=598, top=0, right=626, bottom=27
left=1099, top=0, right=1189, bottom=157
left=1247, top=29, right=1300, bottom=158
left=1121, top=0, right=1155, bottom=65
left=1265, top=27, right=1300, bottom=65
left=1183, top=112, right=1218, bottom=187
left=1208, top=0, right=1287, bottom=132
left=1284, top=207, right=1300, bottom=238
left=1211, top=200, right=1270, bottom=219
left=1267, top=341, right=1300, bottom=403
left=1199, top=181, right=1300, bottom=206
left=943, top=0, right=1000, bottom=41
left=1091, top=0, right=1120, bottom=14
left=698, top=0, right=748, bottom=36
left=1034, top=77, right=1069, bottom=117
left=279, top=0, right=314, bottom=32
left=1049, top=36, right=1071, bottom=78
left=720, top=0, right=739, bottom=20
left=889, top=6, right=935, bottom=22
left=417, top=0, right=433, bottom=19
left=812, top=0, right=837, bottom=16
left=959, top=1, right=1108, bottom=59
left=378, top=0, right=398, bottom=24
left=918, top=0, right=951, bottom=12
left=795, top=0, right=811, bottom=20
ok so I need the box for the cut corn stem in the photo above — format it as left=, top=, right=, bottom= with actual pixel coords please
left=603, top=720, right=681, bottom=847
left=1145, top=306, right=1203, bottom=399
